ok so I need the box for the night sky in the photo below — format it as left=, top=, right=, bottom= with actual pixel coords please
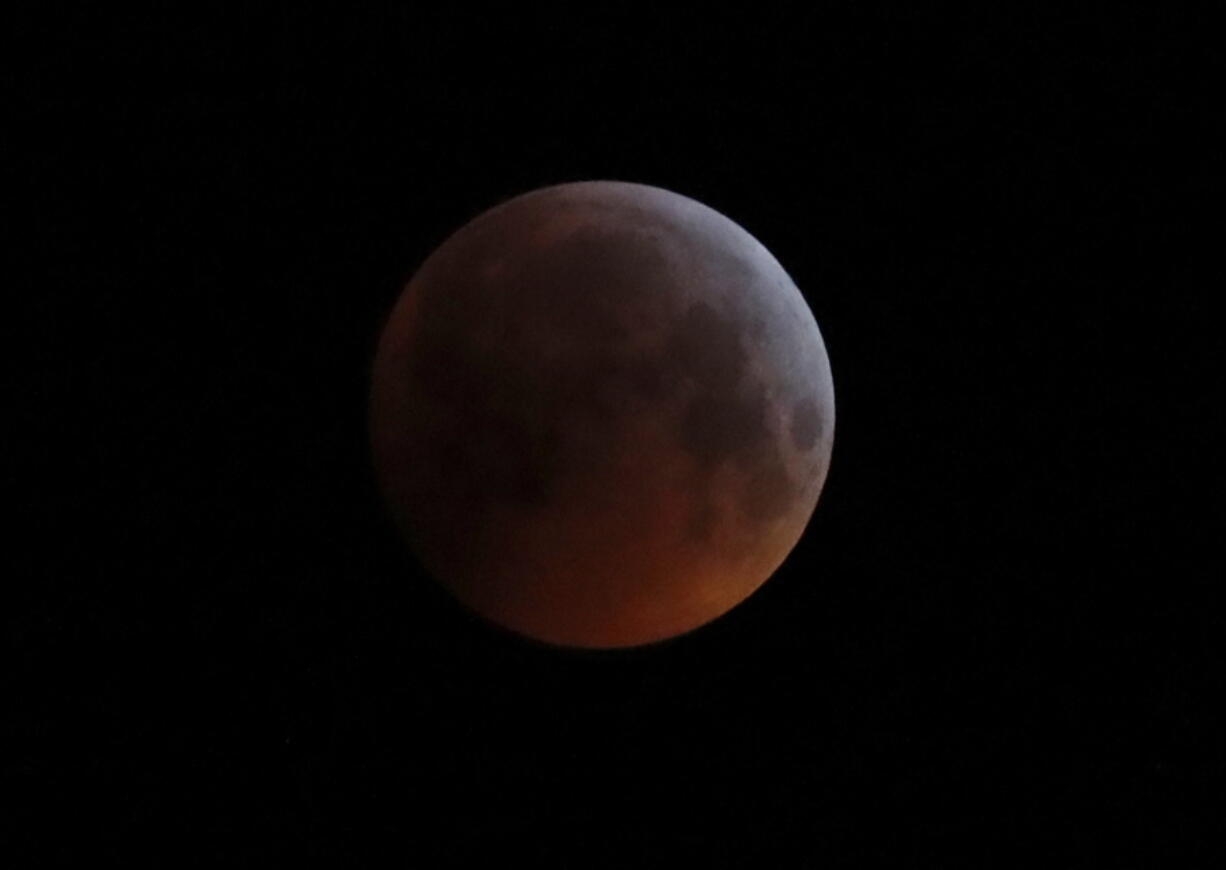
left=14, top=7, right=1215, bottom=865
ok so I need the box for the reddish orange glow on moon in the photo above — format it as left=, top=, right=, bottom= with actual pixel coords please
left=370, top=181, right=834, bottom=648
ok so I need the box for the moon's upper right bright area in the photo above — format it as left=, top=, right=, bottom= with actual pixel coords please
left=370, top=181, right=835, bottom=648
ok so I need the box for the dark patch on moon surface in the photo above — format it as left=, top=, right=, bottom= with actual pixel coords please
left=789, top=396, right=824, bottom=452
left=742, top=447, right=797, bottom=522
left=679, top=388, right=769, bottom=469
left=686, top=496, right=720, bottom=543
left=509, top=223, right=667, bottom=348
left=662, top=301, right=748, bottom=391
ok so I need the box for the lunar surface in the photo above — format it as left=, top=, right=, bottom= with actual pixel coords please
left=370, top=181, right=834, bottom=648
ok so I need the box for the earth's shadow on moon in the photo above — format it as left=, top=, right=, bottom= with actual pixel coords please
left=370, top=180, right=834, bottom=649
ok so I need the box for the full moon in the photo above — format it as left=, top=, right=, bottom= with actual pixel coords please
left=370, top=181, right=834, bottom=648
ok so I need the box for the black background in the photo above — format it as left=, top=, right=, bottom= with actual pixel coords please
left=13, top=6, right=1217, bottom=865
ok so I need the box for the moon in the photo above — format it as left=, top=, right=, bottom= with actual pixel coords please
left=370, top=181, right=834, bottom=648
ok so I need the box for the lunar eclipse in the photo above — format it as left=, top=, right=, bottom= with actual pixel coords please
left=371, top=181, right=834, bottom=648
